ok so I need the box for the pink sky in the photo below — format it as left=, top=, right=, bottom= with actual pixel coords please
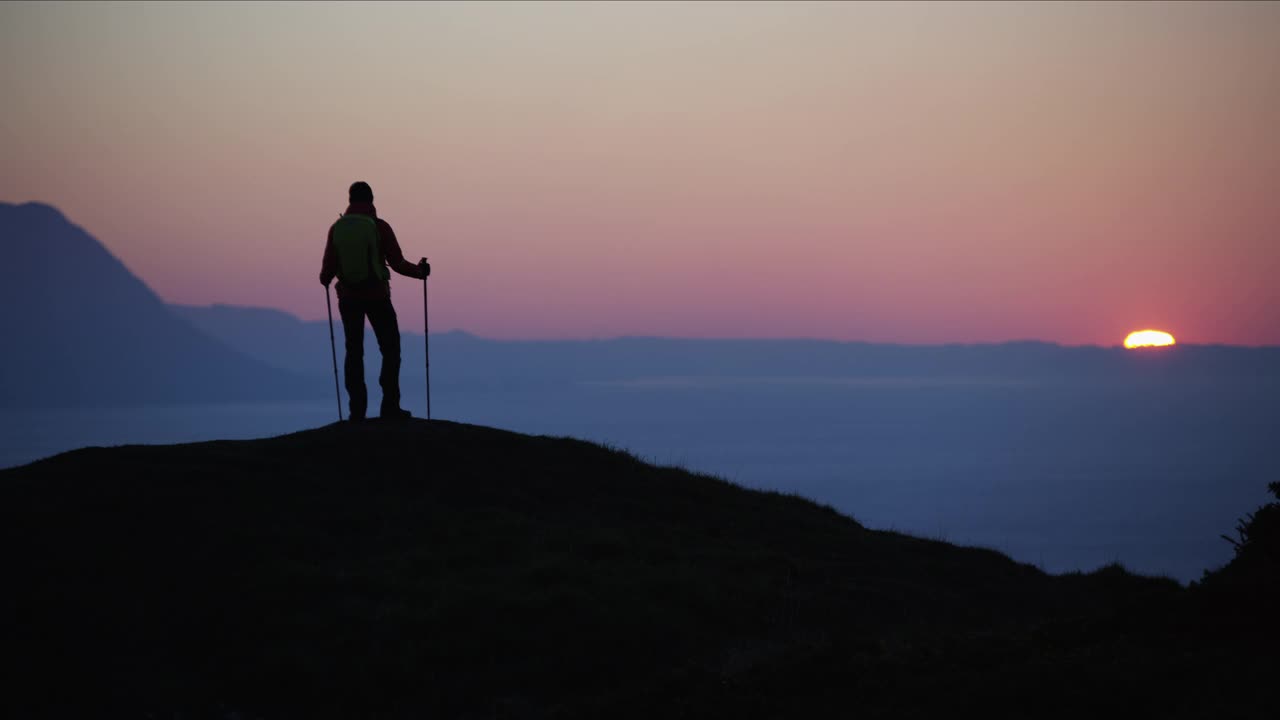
left=2, top=1, right=1278, bottom=345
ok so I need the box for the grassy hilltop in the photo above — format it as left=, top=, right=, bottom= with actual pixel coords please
left=2, top=420, right=1274, bottom=718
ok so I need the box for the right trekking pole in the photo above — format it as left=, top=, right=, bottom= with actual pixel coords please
left=325, top=285, right=343, bottom=422
left=423, top=271, right=431, bottom=420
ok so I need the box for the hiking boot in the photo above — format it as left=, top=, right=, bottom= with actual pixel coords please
left=379, top=407, right=412, bottom=421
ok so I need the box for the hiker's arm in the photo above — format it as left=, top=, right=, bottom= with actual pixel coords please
left=379, top=221, right=427, bottom=280
left=319, top=228, right=338, bottom=286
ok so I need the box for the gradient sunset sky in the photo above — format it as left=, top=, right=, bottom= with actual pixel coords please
left=3, top=1, right=1277, bottom=345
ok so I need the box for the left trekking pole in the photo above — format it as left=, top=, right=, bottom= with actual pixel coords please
left=325, top=285, right=343, bottom=422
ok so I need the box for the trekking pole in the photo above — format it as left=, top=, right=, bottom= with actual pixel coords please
left=423, top=270, right=431, bottom=420
left=325, top=285, right=343, bottom=422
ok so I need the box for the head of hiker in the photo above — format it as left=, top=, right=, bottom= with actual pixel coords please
left=349, top=181, right=373, bottom=204
left=319, top=181, right=430, bottom=422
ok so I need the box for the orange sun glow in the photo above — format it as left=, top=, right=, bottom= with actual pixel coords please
left=1124, top=330, right=1176, bottom=349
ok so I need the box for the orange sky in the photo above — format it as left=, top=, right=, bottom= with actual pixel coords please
left=2, top=1, right=1278, bottom=344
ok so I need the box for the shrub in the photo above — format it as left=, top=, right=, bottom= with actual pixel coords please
left=1205, top=482, right=1280, bottom=599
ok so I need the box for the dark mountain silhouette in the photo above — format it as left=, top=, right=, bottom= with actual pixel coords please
left=3, top=421, right=1274, bottom=717
left=0, top=202, right=319, bottom=407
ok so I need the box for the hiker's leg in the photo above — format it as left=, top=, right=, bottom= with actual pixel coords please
left=338, top=297, right=368, bottom=419
left=367, top=297, right=402, bottom=414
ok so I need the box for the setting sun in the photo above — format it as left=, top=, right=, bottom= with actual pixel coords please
left=1124, top=330, right=1176, bottom=349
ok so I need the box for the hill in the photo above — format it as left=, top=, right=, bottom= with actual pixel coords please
left=0, top=202, right=318, bottom=407
left=3, top=420, right=1274, bottom=718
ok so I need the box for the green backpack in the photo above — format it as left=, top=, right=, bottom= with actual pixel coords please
left=330, top=214, right=390, bottom=284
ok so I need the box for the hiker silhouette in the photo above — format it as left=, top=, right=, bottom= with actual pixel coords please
left=320, top=181, right=429, bottom=421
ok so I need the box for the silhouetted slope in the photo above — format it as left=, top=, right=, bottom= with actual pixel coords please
left=6, top=421, right=1271, bottom=718
left=0, top=202, right=318, bottom=407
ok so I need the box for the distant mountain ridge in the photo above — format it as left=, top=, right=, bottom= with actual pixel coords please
left=172, top=301, right=1280, bottom=391
left=0, top=202, right=318, bottom=407
left=5, top=200, right=1276, bottom=409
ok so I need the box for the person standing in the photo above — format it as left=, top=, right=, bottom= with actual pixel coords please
left=320, top=181, right=429, bottom=421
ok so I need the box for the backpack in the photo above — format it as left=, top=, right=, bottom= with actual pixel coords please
left=330, top=214, right=390, bottom=285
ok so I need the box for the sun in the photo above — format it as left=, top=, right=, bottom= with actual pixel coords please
left=1124, top=329, right=1176, bottom=349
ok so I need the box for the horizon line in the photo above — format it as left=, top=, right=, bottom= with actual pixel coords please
left=171, top=302, right=1280, bottom=350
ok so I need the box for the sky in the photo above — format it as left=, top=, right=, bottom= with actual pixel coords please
left=2, top=1, right=1278, bottom=345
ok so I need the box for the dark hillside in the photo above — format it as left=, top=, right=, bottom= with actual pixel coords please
left=1, top=421, right=1271, bottom=718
